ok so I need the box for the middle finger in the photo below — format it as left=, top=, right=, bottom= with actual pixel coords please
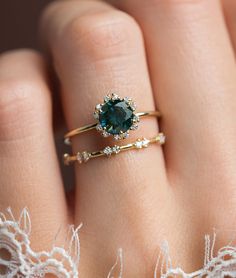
left=115, top=0, right=236, bottom=184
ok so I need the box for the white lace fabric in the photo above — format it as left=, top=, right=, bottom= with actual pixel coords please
left=0, top=209, right=236, bottom=277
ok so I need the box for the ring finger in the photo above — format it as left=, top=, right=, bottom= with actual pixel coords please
left=41, top=0, right=168, bottom=276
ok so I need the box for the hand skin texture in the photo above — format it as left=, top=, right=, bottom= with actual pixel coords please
left=1, top=0, right=236, bottom=277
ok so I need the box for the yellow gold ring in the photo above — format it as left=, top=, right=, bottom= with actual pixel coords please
left=63, top=133, right=165, bottom=165
left=64, top=93, right=161, bottom=145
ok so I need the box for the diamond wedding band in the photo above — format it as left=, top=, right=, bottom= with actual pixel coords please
left=64, top=133, right=165, bottom=165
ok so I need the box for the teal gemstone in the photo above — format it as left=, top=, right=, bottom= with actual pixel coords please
left=99, top=99, right=134, bottom=135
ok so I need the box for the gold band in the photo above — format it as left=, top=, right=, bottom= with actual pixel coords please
left=64, top=133, right=165, bottom=165
left=64, top=110, right=161, bottom=145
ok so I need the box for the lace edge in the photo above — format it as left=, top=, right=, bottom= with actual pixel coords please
left=0, top=208, right=236, bottom=278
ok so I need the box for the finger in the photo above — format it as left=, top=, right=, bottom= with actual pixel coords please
left=0, top=50, right=69, bottom=249
left=108, top=0, right=236, bottom=270
left=222, top=0, right=236, bottom=52
left=113, top=0, right=236, bottom=180
left=41, top=0, right=168, bottom=275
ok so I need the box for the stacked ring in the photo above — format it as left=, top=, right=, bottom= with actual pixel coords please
left=64, top=133, right=166, bottom=165
left=63, top=93, right=165, bottom=165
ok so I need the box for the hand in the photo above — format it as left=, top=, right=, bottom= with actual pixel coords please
left=1, top=0, right=236, bottom=276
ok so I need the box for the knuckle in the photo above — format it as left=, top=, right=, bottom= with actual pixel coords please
left=64, top=10, right=141, bottom=58
left=0, top=79, right=50, bottom=138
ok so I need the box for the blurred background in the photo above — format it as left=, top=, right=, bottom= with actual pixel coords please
left=0, top=0, right=52, bottom=53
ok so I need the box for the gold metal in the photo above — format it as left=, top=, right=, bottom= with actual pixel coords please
left=64, top=110, right=161, bottom=144
left=64, top=133, right=165, bottom=165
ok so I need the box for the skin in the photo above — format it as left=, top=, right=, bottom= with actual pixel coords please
left=1, top=0, right=236, bottom=276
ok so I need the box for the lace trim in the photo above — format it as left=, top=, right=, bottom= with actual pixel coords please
left=0, top=209, right=235, bottom=277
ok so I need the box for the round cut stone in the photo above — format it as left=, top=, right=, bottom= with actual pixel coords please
left=99, top=99, right=134, bottom=135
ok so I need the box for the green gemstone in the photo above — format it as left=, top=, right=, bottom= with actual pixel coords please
left=99, top=99, right=134, bottom=135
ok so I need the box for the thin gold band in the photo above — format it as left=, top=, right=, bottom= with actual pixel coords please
left=64, top=110, right=161, bottom=144
left=64, top=133, right=165, bottom=165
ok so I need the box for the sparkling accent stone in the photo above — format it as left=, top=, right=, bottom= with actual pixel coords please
left=102, top=130, right=110, bottom=137
left=112, top=145, right=121, bottom=154
left=103, top=145, right=121, bottom=156
left=93, top=111, right=99, bottom=119
left=95, top=103, right=102, bottom=111
left=130, top=124, right=138, bottom=130
left=95, top=104, right=102, bottom=111
left=114, top=134, right=121, bottom=140
left=63, top=154, right=70, bottom=165
left=122, top=132, right=129, bottom=139
left=135, top=140, right=143, bottom=149
left=132, top=115, right=140, bottom=123
left=64, top=138, right=71, bottom=146
left=104, top=95, right=111, bottom=102
left=76, top=152, right=83, bottom=164
left=142, top=138, right=149, bottom=147
left=111, top=93, right=119, bottom=100
left=103, top=146, right=113, bottom=156
left=77, top=151, right=91, bottom=163
left=159, top=133, right=166, bottom=144
left=130, top=102, right=137, bottom=111
left=96, top=124, right=103, bottom=131
left=135, top=138, right=149, bottom=149
left=124, top=97, right=132, bottom=104
left=82, top=151, right=90, bottom=162
left=99, top=99, right=135, bottom=135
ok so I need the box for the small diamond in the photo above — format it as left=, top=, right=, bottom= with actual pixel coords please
left=82, top=151, right=90, bottom=162
left=130, top=102, right=137, bottom=111
left=111, top=93, right=119, bottom=100
left=142, top=138, right=149, bottom=147
left=159, top=133, right=166, bottom=144
left=96, top=124, right=103, bottom=131
left=114, top=134, right=121, bottom=140
left=63, top=154, right=70, bottom=165
left=103, top=146, right=113, bottom=156
left=122, top=132, right=129, bottom=139
left=124, top=97, right=132, bottom=104
left=64, top=138, right=71, bottom=146
left=95, top=104, right=102, bottom=111
left=135, top=139, right=143, bottom=149
left=134, top=138, right=149, bottom=149
left=102, top=130, right=110, bottom=137
left=76, top=152, right=83, bottom=164
left=104, top=95, right=111, bottom=102
left=132, top=115, right=140, bottom=123
left=94, top=111, right=99, bottom=119
left=112, top=145, right=121, bottom=154
left=130, top=124, right=138, bottom=130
